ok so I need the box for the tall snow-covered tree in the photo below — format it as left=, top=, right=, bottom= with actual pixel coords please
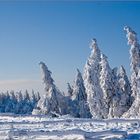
left=124, top=26, right=140, bottom=97
left=123, top=27, right=140, bottom=118
left=33, top=62, right=68, bottom=116
left=71, top=69, right=91, bottom=118
left=99, top=53, right=114, bottom=118
left=83, top=39, right=104, bottom=119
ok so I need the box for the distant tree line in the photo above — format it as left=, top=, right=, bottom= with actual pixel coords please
left=0, top=90, right=40, bottom=114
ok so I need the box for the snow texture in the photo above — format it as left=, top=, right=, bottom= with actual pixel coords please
left=0, top=114, right=139, bottom=140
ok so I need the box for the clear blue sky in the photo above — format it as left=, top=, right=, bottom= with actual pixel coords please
left=0, top=1, right=140, bottom=93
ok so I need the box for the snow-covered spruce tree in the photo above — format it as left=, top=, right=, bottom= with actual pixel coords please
left=15, top=91, right=24, bottom=114
left=124, top=26, right=140, bottom=97
left=108, top=67, right=120, bottom=118
left=10, top=91, right=17, bottom=113
left=117, top=66, right=132, bottom=114
left=22, top=90, right=32, bottom=114
left=31, top=90, right=40, bottom=110
left=109, top=66, right=131, bottom=118
left=5, top=91, right=17, bottom=113
left=32, top=62, right=68, bottom=116
left=99, top=53, right=114, bottom=118
left=83, top=39, right=104, bottom=119
left=71, top=69, right=91, bottom=118
left=122, top=26, right=140, bottom=118
left=123, top=69, right=140, bottom=118
left=4, top=91, right=11, bottom=113
left=0, top=93, right=4, bottom=112
left=110, top=67, right=130, bottom=118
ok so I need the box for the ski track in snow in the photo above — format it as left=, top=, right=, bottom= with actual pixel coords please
left=0, top=114, right=140, bottom=140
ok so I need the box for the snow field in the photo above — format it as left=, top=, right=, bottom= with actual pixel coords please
left=0, top=115, right=140, bottom=139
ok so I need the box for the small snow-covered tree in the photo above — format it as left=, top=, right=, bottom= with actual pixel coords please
left=83, top=39, right=104, bottom=119
left=109, top=66, right=131, bottom=118
left=123, top=69, right=140, bottom=118
left=123, top=26, right=140, bottom=118
left=15, top=91, right=24, bottom=114
left=67, top=83, right=73, bottom=97
left=108, top=67, right=121, bottom=118
left=71, top=69, right=91, bottom=118
left=0, top=93, right=4, bottom=112
left=100, top=53, right=114, bottom=118
left=4, top=91, right=11, bottom=113
left=33, top=62, right=68, bottom=116
left=36, top=92, right=41, bottom=101
left=124, top=26, right=140, bottom=97
left=31, top=90, right=36, bottom=106
left=117, top=66, right=132, bottom=114
left=31, top=90, right=40, bottom=110
left=22, top=90, right=32, bottom=114
left=8, top=91, right=17, bottom=113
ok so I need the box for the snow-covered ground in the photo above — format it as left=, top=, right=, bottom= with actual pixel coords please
left=0, top=114, right=140, bottom=140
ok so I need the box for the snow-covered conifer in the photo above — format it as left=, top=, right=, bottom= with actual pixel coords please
left=108, top=67, right=121, bottom=118
left=124, top=26, right=140, bottom=97
left=33, top=62, right=68, bottom=116
left=67, top=83, right=73, bottom=97
left=118, top=66, right=132, bottom=114
left=83, top=39, right=104, bottom=119
left=22, top=90, right=32, bottom=114
left=71, top=69, right=91, bottom=118
left=9, top=91, right=17, bottom=113
left=31, top=90, right=37, bottom=109
left=123, top=69, right=140, bottom=118
left=100, top=53, right=114, bottom=118
left=122, top=27, right=140, bottom=118
left=4, top=92, right=11, bottom=113
left=109, top=66, right=131, bottom=118
left=15, top=91, right=24, bottom=114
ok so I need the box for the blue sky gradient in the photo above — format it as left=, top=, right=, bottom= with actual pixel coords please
left=0, top=1, right=140, bottom=93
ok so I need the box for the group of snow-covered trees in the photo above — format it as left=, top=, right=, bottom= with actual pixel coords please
left=33, top=26, right=140, bottom=119
left=0, top=90, right=40, bottom=114
left=1, top=26, right=140, bottom=118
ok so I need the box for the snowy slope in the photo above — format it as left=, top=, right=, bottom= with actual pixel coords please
left=0, top=114, right=140, bottom=140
